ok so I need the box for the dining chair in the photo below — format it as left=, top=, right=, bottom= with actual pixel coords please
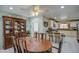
left=52, top=39, right=63, bottom=53
left=20, top=37, right=30, bottom=53
left=18, top=39, right=25, bottom=53
left=12, top=36, right=27, bottom=53
left=23, top=39, right=28, bottom=53
left=34, top=32, right=49, bottom=41
left=11, top=36, right=21, bottom=53
left=51, top=32, right=64, bottom=53
left=11, top=32, right=23, bottom=53
left=54, top=32, right=61, bottom=43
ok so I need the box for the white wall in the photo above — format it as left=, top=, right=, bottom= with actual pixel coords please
left=0, top=16, right=3, bottom=49
left=27, top=16, right=45, bottom=37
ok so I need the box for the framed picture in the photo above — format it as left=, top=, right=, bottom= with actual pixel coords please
left=44, top=22, right=48, bottom=27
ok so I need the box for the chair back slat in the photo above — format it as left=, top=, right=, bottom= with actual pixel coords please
left=11, top=36, right=18, bottom=53
left=34, top=32, right=49, bottom=41
left=18, top=39, right=24, bottom=53
left=11, top=36, right=21, bottom=53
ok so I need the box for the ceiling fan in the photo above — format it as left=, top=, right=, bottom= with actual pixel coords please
left=20, top=5, right=48, bottom=16
left=32, top=5, right=48, bottom=16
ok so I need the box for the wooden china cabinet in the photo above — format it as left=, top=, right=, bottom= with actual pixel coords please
left=3, top=16, right=26, bottom=49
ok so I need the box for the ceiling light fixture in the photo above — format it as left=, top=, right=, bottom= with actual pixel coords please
left=32, top=5, right=46, bottom=16
left=61, top=6, right=64, bottom=9
left=32, top=11, right=39, bottom=16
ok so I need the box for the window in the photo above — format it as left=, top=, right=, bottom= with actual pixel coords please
left=60, top=24, right=69, bottom=29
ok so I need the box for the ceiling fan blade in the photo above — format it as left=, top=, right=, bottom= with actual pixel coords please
left=39, top=9, right=48, bottom=13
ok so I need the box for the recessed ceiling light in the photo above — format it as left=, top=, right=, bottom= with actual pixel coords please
left=9, top=7, right=13, bottom=10
left=61, top=6, right=64, bottom=9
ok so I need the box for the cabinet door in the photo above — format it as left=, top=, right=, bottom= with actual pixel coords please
left=3, top=16, right=14, bottom=49
left=20, top=20, right=26, bottom=33
left=4, top=34, right=13, bottom=49
left=19, top=20, right=26, bottom=37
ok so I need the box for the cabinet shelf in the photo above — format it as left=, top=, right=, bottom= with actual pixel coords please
left=3, top=16, right=26, bottom=49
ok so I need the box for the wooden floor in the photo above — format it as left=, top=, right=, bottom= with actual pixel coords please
left=0, top=36, right=79, bottom=53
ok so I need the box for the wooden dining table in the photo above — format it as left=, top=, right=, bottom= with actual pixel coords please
left=19, top=37, right=52, bottom=53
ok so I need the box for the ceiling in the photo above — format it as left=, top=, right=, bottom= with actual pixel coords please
left=0, top=5, right=79, bottom=21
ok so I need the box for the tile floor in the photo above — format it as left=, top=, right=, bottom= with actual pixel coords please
left=61, top=37, right=79, bottom=53
left=0, top=36, right=79, bottom=53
